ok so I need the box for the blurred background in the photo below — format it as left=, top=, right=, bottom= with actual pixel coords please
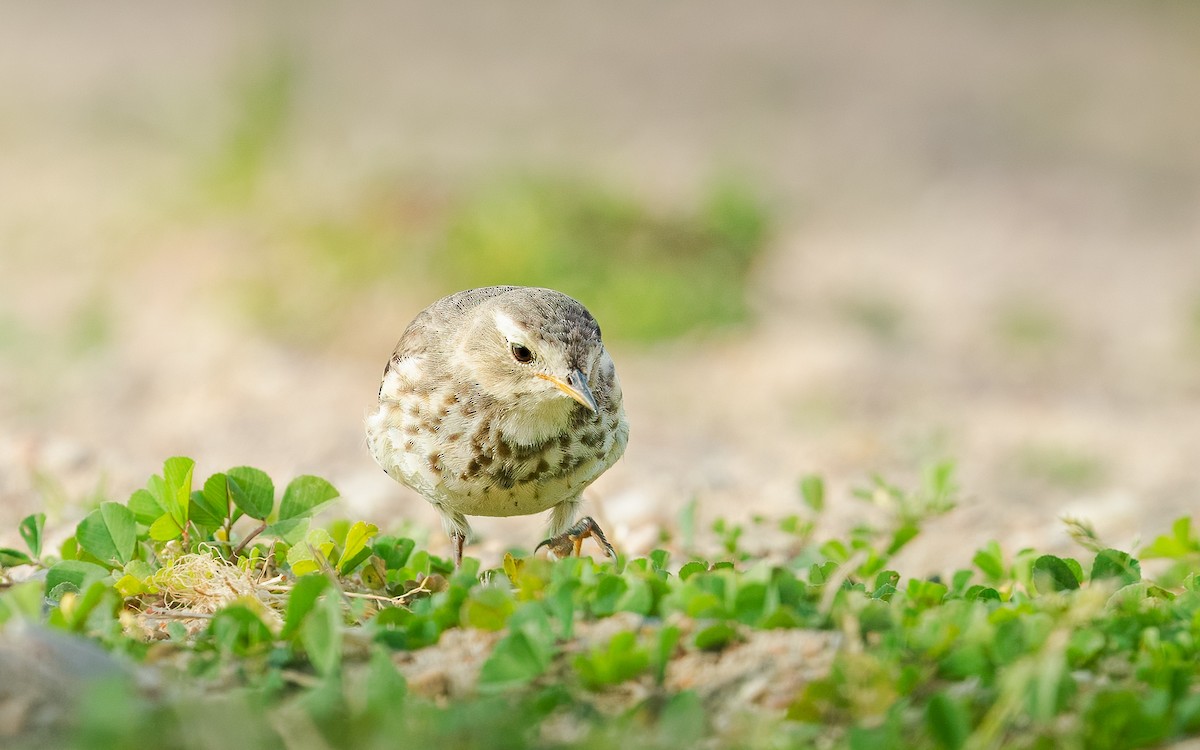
left=2, top=2, right=1199, bottom=572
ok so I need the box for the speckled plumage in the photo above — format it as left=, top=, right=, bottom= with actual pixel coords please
left=366, top=286, right=628, bottom=562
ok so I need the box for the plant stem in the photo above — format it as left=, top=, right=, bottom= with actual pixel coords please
left=232, top=521, right=268, bottom=558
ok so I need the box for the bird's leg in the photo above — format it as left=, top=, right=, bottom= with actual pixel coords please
left=439, top=510, right=470, bottom=568
left=452, top=532, right=465, bottom=568
left=536, top=516, right=616, bottom=560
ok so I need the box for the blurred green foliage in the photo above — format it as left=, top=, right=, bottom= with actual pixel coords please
left=188, top=49, right=771, bottom=345
left=434, top=177, right=770, bottom=341
left=1012, top=442, right=1107, bottom=492
left=67, top=293, right=114, bottom=354
left=836, top=290, right=907, bottom=344
left=993, top=297, right=1065, bottom=354
left=200, top=47, right=300, bottom=207
left=229, top=176, right=771, bottom=346
left=0, top=312, right=27, bottom=355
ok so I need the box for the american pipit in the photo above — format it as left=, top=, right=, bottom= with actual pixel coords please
left=366, top=286, right=629, bottom=566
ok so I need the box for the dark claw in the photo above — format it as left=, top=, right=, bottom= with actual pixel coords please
left=536, top=516, right=617, bottom=559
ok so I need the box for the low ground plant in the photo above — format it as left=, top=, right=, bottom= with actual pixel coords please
left=1, top=458, right=1198, bottom=749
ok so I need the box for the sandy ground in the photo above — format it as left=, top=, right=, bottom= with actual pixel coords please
left=1, top=1, right=1199, bottom=576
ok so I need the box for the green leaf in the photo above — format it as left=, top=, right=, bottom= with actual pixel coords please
left=59, top=580, right=118, bottom=632
left=114, top=574, right=152, bottom=598
left=161, top=456, right=194, bottom=529
left=478, top=629, right=552, bottom=690
left=587, top=575, right=627, bottom=617
left=927, top=691, right=970, bottom=750
left=59, top=536, right=78, bottom=561
left=462, top=587, right=517, bottom=631
left=1032, top=555, right=1080, bottom=593
left=906, top=578, right=949, bottom=609
left=973, top=541, right=1005, bottom=581
left=264, top=517, right=310, bottom=545
left=694, top=622, right=738, bottom=651
left=478, top=605, right=554, bottom=690
left=227, top=466, right=275, bottom=520
left=287, top=528, right=336, bottom=576
left=733, top=582, right=768, bottom=624
left=19, top=513, right=45, bottom=558
left=678, top=561, right=708, bottom=580
left=1090, top=549, right=1141, bottom=586
left=1083, top=688, right=1163, bottom=748
left=208, top=604, right=274, bottom=656
left=372, top=607, right=441, bottom=650
left=1140, top=517, right=1199, bottom=559
left=964, top=585, right=1001, bottom=602
left=361, top=557, right=387, bottom=590
left=1062, top=556, right=1084, bottom=583
left=652, top=625, right=682, bottom=685
left=281, top=574, right=331, bottom=640
left=655, top=691, right=708, bottom=747
left=366, top=647, right=407, bottom=715
left=124, top=559, right=154, bottom=579
left=338, top=521, right=379, bottom=574
left=148, top=513, right=184, bottom=542
left=573, top=630, right=650, bottom=689
left=874, top=570, right=901, bottom=592
left=887, top=523, right=920, bottom=555
left=779, top=515, right=813, bottom=538
left=1107, top=581, right=1175, bottom=610
left=374, top=536, right=415, bottom=570
left=617, top=577, right=655, bottom=615
left=1067, top=628, right=1107, bottom=667
left=129, top=474, right=169, bottom=526
left=647, top=548, right=669, bottom=571
left=799, top=474, right=825, bottom=512
left=0, top=581, right=43, bottom=623
left=0, top=548, right=33, bottom=567
left=190, top=473, right=232, bottom=531
left=76, top=502, right=137, bottom=567
left=302, top=593, right=343, bottom=676
left=45, top=560, right=109, bottom=599
left=545, top=578, right=579, bottom=640
left=279, top=475, right=339, bottom=521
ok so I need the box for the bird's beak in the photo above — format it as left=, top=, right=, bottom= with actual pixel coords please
left=537, top=369, right=598, bottom=412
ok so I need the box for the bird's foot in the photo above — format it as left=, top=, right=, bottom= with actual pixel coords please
left=536, top=516, right=616, bottom=560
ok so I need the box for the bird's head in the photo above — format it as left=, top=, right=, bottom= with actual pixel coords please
left=454, top=288, right=606, bottom=416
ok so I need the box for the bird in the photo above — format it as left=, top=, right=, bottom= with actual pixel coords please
left=366, top=286, right=629, bottom=567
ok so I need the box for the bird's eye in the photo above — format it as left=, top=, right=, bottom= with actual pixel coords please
left=510, top=343, right=534, bottom=363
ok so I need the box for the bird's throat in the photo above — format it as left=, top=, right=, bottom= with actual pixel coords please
left=498, top=397, right=579, bottom=447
